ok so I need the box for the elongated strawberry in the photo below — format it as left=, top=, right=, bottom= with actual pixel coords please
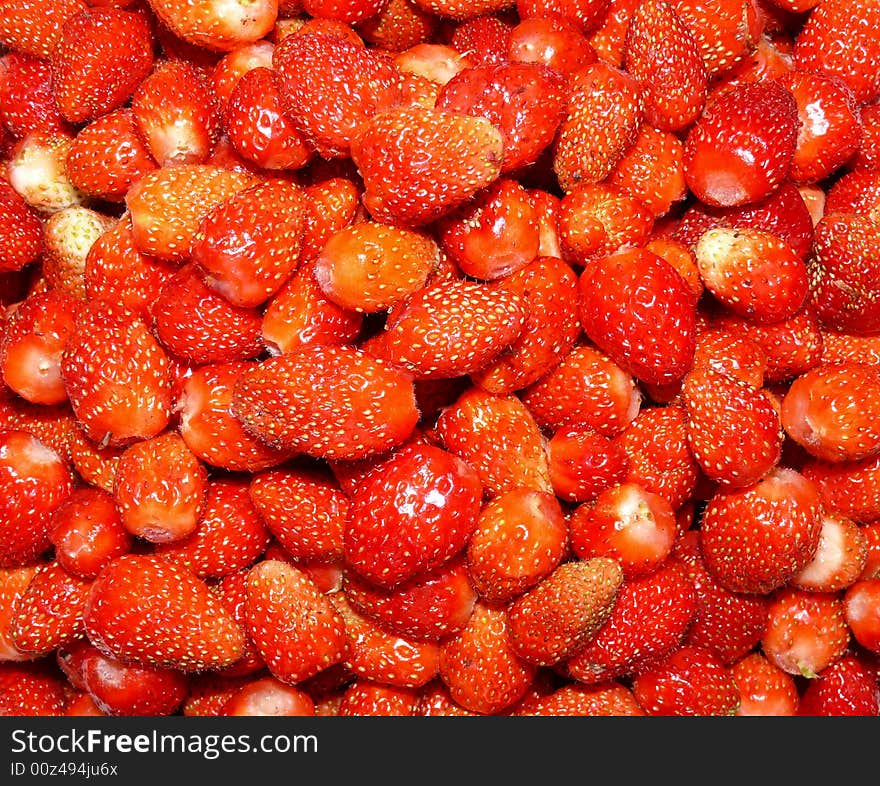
left=50, top=7, right=154, bottom=124
left=0, top=566, right=38, bottom=661
left=42, top=206, right=115, bottom=300
left=84, top=554, right=245, bottom=671
left=579, top=247, right=697, bottom=388
left=669, top=0, right=759, bottom=77
left=0, top=51, right=69, bottom=137
left=0, top=179, right=44, bottom=273
left=245, top=559, right=348, bottom=685
left=232, top=345, right=419, bottom=461
left=147, top=0, right=278, bottom=52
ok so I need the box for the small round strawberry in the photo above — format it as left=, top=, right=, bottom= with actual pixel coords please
left=731, top=652, right=799, bottom=716
left=344, top=442, right=482, bottom=589
left=514, top=681, right=646, bottom=716
left=507, top=14, right=598, bottom=77
left=699, top=467, right=823, bottom=594
left=148, top=0, right=278, bottom=52
left=222, top=676, right=316, bottom=717
left=803, top=453, right=880, bottom=525
left=843, top=578, right=880, bottom=654
left=578, top=246, right=697, bottom=388
left=796, top=653, right=880, bottom=716
left=0, top=662, right=67, bottom=716
left=42, top=205, right=115, bottom=300
left=337, top=681, right=419, bottom=716
left=547, top=425, right=630, bottom=503
left=0, top=178, right=44, bottom=273
left=670, top=0, right=761, bottom=77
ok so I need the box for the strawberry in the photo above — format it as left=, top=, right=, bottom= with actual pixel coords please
left=331, top=593, right=440, bottom=688
left=515, top=681, right=646, bottom=716
left=337, top=681, right=419, bottom=716
left=351, top=104, right=504, bottom=226
left=797, top=653, right=880, bottom=716
left=623, top=0, right=708, bottom=132
left=436, top=386, right=552, bottom=497
left=249, top=465, right=348, bottom=562
left=0, top=398, right=78, bottom=466
left=359, top=0, right=439, bottom=52
left=8, top=560, right=90, bottom=656
left=415, top=679, right=478, bottom=716
left=681, top=366, right=783, bottom=488
left=0, top=662, right=67, bottom=716
left=791, top=512, right=868, bottom=594
left=183, top=673, right=253, bottom=716
left=631, top=644, right=740, bottom=716
left=83, top=554, right=245, bottom=671
left=113, top=430, right=208, bottom=544
left=843, top=578, right=880, bottom=654
left=472, top=255, right=581, bottom=395
left=261, top=262, right=364, bottom=355
left=343, top=442, right=481, bottom=588
left=439, top=601, right=537, bottom=715
left=547, top=425, right=630, bottom=503
left=343, top=555, right=477, bottom=641
left=588, top=0, right=639, bottom=65
left=825, top=170, right=880, bottom=221
left=209, top=39, right=275, bottom=109
left=566, top=562, right=697, bottom=684
left=731, top=651, right=799, bottom=716
left=80, top=648, right=190, bottom=717
left=578, top=247, right=697, bottom=388
left=394, top=42, right=473, bottom=87
left=125, top=164, right=257, bottom=262
left=0, top=566, right=38, bottom=661
left=516, top=0, right=610, bottom=33
left=147, top=0, right=278, bottom=52
left=793, top=0, right=880, bottom=104
left=6, top=129, right=82, bottom=214
left=154, top=478, right=271, bottom=579
left=0, top=429, right=74, bottom=568
left=761, top=586, right=850, bottom=677
left=244, top=559, right=348, bottom=684
left=0, top=178, right=44, bottom=273
left=694, top=227, right=809, bottom=324
left=569, top=482, right=679, bottom=578
left=42, top=206, right=116, bottom=300
left=507, top=14, right=598, bottom=77
left=781, top=363, right=880, bottom=464
left=272, top=31, right=403, bottom=160
left=553, top=60, right=644, bottom=192
left=692, top=326, right=767, bottom=388
left=369, top=279, right=526, bottom=380
left=670, top=530, right=769, bottom=663
left=50, top=7, right=154, bottom=124
left=231, top=345, right=419, bottom=461
left=808, top=212, right=880, bottom=336
left=683, top=80, right=797, bottom=208
left=465, top=487, right=568, bottom=603
left=131, top=58, right=222, bottom=168
left=435, top=62, right=568, bottom=174
left=64, top=692, right=104, bottom=716
left=222, top=676, right=316, bottom=716
left=700, top=467, right=823, bottom=594
left=522, top=344, right=641, bottom=438
left=507, top=558, right=624, bottom=666
left=223, top=66, right=314, bottom=172
left=0, top=290, right=82, bottom=406
left=0, top=0, right=87, bottom=59
left=176, top=362, right=294, bottom=473
left=49, top=487, right=132, bottom=580
left=803, top=454, right=880, bottom=525
left=851, top=104, right=880, bottom=172
left=0, top=51, right=70, bottom=137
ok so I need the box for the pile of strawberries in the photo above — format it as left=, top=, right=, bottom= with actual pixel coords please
left=0, top=0, right=879, bottom=718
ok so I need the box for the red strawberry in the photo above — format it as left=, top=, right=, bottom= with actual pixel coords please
left=522, top=344, right=642, bottom=438
left=825, top=169, right=880, bottom=221
left=466, top=487, right=568, bottom=603
left=507, top=558, right=623, bottom=666
left=344, top=442, right=481, bottom=588
left=439, top=601, right=537, bottom=715
left=0, top=429, right=74, bottom=568
left=793, top=0, right=880, bottom=104
left=249, top=465, right=348, bottom=562
left=631, top=644, right=740, bottom=716
left=0, top=662, right=67, bottom=716
left=6, top=129, right=82, bottom=214
left=272, top=31, right=403, bottom=159
left=507, top=14, right=598, bottom=77
left=435, top=61, right=568, bottom=174
left=0, top=178, right=44, bottom=273
left=343, top=555, right=477, bottom=642
left=351, top=104, right=504, bottom=226
left=244, top=559, right=348, bottom=685
left=683, top=80, right=797, bottom=208
left=516, top=0, right=610, bottom=34
left=436, top=386, right=552, bottom=497
left=797, top=653, right=880, bottom=716
left=781, top=363, right=880, bottom=464
left=112, top=430, right=208, bottom=544
left=177, top=362, right=295, bottom=473
left=681, top=366, right=783, bottom=488
left=81, top=648, right=189, bottom=717
left=125, top=164, right=257, bottom=262
left=337, top=681, right=419, bottom=716
left=130, top=59, right=221, bottom=169
left=515, top=681, right=645, bottom=716
left=369, top=279, right=526, bottom=380
left=183, top=674, right=253, bottom=716
left=83, top=554, right=246, bottom=671
left=0, top=566, right=38, bottom=661
left=359, top=0, right=439, bottom=52
left=803, top=454, right=880, bottom=525
left=0, top=398, right=78, bottom=466
left=147, top=0, right=278, bottom=52
left=761, top=586, right=850, bottom=677
left=566, top=562, right=697, bottom=684
left=49, top=487, right=132, bottom=580
left=547, top=425, right=630, bottom=503
left=843, top=578, right=880, bottom=654
left=623, top=0, right=708, bottom=132
left=222, top=676, right=316, bottom=716
left=700, top=467, right=823, bottom=594
left=209, top=39, right=275, bottom=109
left=231, top=345, right=419, bottom=461
left=791, top=511, right=868, bottom=593
left=692, top=326, right=767, bottom=388
left=578, top=247, right=697, bottom=388
left=851, top=104, right=880, bottom=172
left=0, top=51, right=70, bottom=137
left=694, top=227, right=809, bottom=323
left=313, top=221, right=439, bottom=314
left=731, top=651, right=799, bottom=716
left=0, top=0, right=87, bottom=59
left=668, top=0, right=760, bottom=77
left=50, top=7, right=154, bottom=124
left=553, top=60, right=643, bottom=192
left=569, top=482, right=679, bottom=578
